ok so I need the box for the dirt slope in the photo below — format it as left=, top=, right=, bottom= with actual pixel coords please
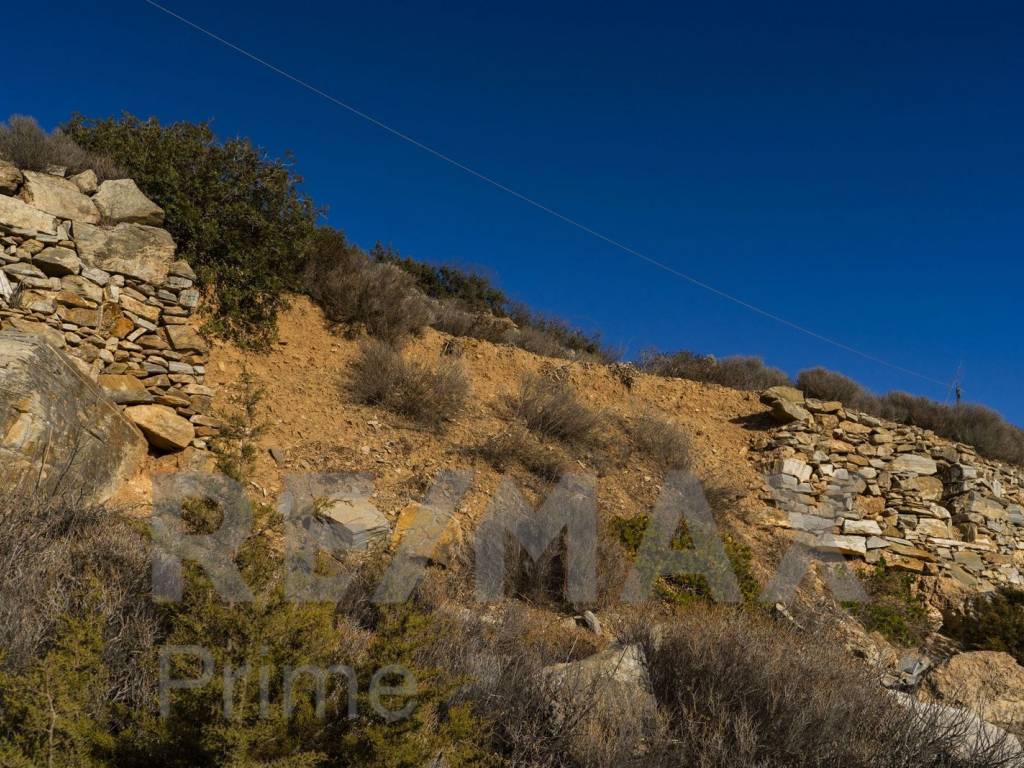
left=188, top=295, right=781, bottom=578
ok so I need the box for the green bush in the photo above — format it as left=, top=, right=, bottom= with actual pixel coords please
left=942, top=587, right=1024, bottom=665
left=844, top=563, right=931, bottom=647
left=612, top=514, right=760, bottom=605
left=64, top=113, right=317, bottom=347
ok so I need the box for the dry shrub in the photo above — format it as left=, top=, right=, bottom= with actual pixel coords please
left=0, top=494, right=159, bottom=708
left=797, top=366, right=876, bottom=409
left=0, top=114, right=122, bottom=179
left=641, top=349, right=791, bottom=391
left=421, top=603, right=658, bottom=768
left=432, top=303, right=515, bottom=344
left=627, top=410, right=692, bottom=471
left=505, top=372, right=600, bottom=444
left=304, top=229, right=432, bottom=341
left=348, top=339, right=468, bottom=429
left=476, top=425, right=566, bottom=483
left=627, top=606, right=1022, bottom=768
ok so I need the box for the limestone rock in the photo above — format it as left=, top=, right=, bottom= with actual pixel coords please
left=0, top=330, right=146, bottom=501
left=93, top=179, right=164, bottom=225
left=33, top=246, right=81, bottom=277
left=890, top=454, right=938, bottom=475
left=166, top=324, right=207, bottom=353
left=19, top=170, right=100, bottom=223
left=69, top=169, right=98, bottom=195
left=97, top=374, right=154, bottom=405
left=0, top=160, right=22, bottom=195
left=74, top=222, right=176, bottom=283
left=770, top=398, right=812, bottom=424
left=321, top=496, right=390, bottom=549
left=928, top=652, right=1024, bottom=736
left=761, top=385, right=805, bottom=404
left=0, top=193, right=58, bottom=234
left=125, top=404, right=195, bottom=451
left=16, top=289, right=56, bottom=314
left=1, top=317, right=65, bottom=348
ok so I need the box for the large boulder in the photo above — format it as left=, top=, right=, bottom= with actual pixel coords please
left=73, top=222, right=176, bottom=283
left=0, top=330, right=146, bottom=502
left=18, top=170, right=100, bottom=223
left=93, top=179, right=164, bottom=225
left=125, top=404, right=195, bottom=451
left=0, top=193, right=58, bottom=235
left=928, top=651, right=1024, bottom=736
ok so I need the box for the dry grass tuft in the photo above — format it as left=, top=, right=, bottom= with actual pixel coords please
left=505, top=373, right=600, bottom=444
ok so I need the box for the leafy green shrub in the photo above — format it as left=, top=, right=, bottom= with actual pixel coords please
left=942, top=587, right=1024, bottom=665
left=0, top=115, right=122, bottom=179
left=65, top=113, right=317, bottom=347
left=640, top=349, right=791, bottom=390
left=844, top=563, right=931, bottom=647
left=349, top=340, right=469, bottom=429
left=305, top=229, right=433, bottom=341
left=211, top=368, right=266, bottom=484
left=372, top=242, right=506, bottom=315
left=505, top=373, right=599, bottom=444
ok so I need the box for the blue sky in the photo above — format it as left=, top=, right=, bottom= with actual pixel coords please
left=6, top=1, right=1023, bottom=423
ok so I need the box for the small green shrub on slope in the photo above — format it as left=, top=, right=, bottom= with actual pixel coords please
left=942, top=586, right=1024, bottom=665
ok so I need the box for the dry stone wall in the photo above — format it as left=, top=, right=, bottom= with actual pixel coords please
left=0, top=160, right=218, bottom=451
left=758, top=387, right=1024, bottom=593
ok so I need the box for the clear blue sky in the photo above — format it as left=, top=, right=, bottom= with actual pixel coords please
left=6, top=1, right=1023, bottom=424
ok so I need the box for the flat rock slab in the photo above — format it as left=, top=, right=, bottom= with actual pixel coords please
left=93, top=179, right=164, bottom=225
left=74, top=222, right=176, bottom=284
left=0, top=193, right=58, bottom=235
left=0, top=330, right=146, bottom=502
left=97, top=373, right=153, bottom=405
left=125, top=404, right=195, bottom=451
left=19, top=170, right=100, bottom=223
left=321, top=496, right=390, bottom=549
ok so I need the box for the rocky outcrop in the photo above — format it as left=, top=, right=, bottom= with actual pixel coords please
left=759, top=393, right=1024, bottom=594
left=0, top=330, right=146, bottom=501
left=0, top=165, right=215, bottom=452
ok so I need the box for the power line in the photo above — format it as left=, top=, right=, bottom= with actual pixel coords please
left=141, top=0, right=950, bottom=389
